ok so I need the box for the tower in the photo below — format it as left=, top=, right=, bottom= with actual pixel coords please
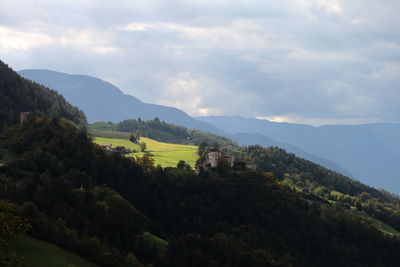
left=20, top=112, right=31, bottom=125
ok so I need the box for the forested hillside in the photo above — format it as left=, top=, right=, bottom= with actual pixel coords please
left=2, top=118, right=400, bottom=266
left=246, top=145, right=400, bottom=234
left=0, top=61, right=86, bottom=130
left=198, top=116, right=400, bottom=193
left=89, top=118, right=233, bottom=146
left=1, top=59, right=400, bottom=267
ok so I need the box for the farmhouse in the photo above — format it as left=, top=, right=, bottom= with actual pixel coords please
left=100, top=143, right=113, bottom=151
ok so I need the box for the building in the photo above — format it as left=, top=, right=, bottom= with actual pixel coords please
left=245, top=162, right=257, bottom=171
left=205, top=151, right=222, bottom=168
left=20, top=112, right=31, bottom=125
left=204, top=149, right=256, bottom=171
left=100, top=144, right=113, bottom=151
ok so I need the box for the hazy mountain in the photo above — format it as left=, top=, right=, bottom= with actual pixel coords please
left=228, top=132, right=354, bottom=178
left=19, top=69, right=355, bottom=181
left=19, top=69, right=219, bottom=134
left=198, top=116, right=400, bottom=193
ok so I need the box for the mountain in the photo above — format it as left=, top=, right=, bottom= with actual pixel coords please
left=197, top=116, right=400, bottom=193
left=19, top=69, right=353, bottom=179
left=3, top=60, right=400, bottom=266
left=18, top=69, right=219, bottom=134
left=229, top=132, right=354, bottom=178
left=0, top=61, right=86, bottom=130
left=2, top=117, right=400, bottom=266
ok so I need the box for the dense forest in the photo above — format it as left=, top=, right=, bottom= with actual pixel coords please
left=88, top=118, right=233, bottom=146
left=245, top=145, right=400, bottom=233
left=0, top=60, right=86, bottom=130
left=1, top=118, right=400, bottom=266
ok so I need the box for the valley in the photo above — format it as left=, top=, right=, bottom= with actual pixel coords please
left=2, top=59, right=400, bottom=266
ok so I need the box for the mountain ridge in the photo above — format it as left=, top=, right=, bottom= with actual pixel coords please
left=198, top=115, right=400, bottom=193
left=20, top=69, right=388, bottom=189
left=18, top=69, right=220, bottom=134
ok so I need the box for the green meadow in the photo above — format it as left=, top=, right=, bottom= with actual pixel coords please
left=7, top=235, right=98, bottom=267
left=93, top=136, right=198, bottom=168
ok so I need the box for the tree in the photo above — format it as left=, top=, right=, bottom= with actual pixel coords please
left=136, top=154, right=154, bottom=170
left=198, top=142, right=208, bottom=156
left=217, top=157, right=230, bottom=174
left=139, top=142, right=147, bottom=152
left=0, top=201, right=30, bottom=265
left=177, top=160, right=186, bottom=169
left=129, top=133, right=138, bottom=144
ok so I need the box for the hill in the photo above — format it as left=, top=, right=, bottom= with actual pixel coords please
left=111, top=118, right=232, bottom=145
left=2, top=118, right=400, bottom=266
left=18, top=69, right=219, bottom=133
left=198, top=115, right=400, bottom=193
left=0, top=63, right=398, bottom=266
left=7, top=235, right=98, bottom=267
left=230, top=132, right=354, bottom=178
left=245, top=145, right=400, bottom=227
left=0, top=61, right=86, bottom=130
left=19, top=69, right=355, bottom=181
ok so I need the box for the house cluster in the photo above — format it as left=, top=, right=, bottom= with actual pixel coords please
left=99, top=144, right=129, bottom=154
left=201, top=149, right=257, bottom=172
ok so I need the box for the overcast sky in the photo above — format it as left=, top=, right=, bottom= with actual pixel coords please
left=1, top=0, right=399, bottom=125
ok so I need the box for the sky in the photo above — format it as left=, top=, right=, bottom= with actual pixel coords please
left=1, top=0, right=399, bottom=125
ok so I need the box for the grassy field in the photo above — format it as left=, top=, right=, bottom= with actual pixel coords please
left=93, top=136, right=198, bottom=168
left=7, top=235, right=98, bottom=267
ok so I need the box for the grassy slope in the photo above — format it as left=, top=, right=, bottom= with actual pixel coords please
left=136, top=233, right=168, bottom=256
left=138, top=137, right=198, bottom=167
left=7, top=235, right=98, bottom=267
left=93, top=136, right=198, bottom=168
left=350, top=209, right=399, bottom=235
left=283, top=180, right=399, bottom=235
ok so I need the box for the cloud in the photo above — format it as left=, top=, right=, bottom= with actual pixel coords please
left=1, top=0, right=399, bottom=124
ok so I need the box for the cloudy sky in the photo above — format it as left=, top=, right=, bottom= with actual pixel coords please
left=1, top=0, right=399, bottom=125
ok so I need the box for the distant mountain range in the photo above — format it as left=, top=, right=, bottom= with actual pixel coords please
left=198, top=116, right=400, bottom=193
left=19, top=69, right=218, bottom=134
left=19, top=69, right=400, bottom=193
left=228, top=132, right=354, bottom=178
